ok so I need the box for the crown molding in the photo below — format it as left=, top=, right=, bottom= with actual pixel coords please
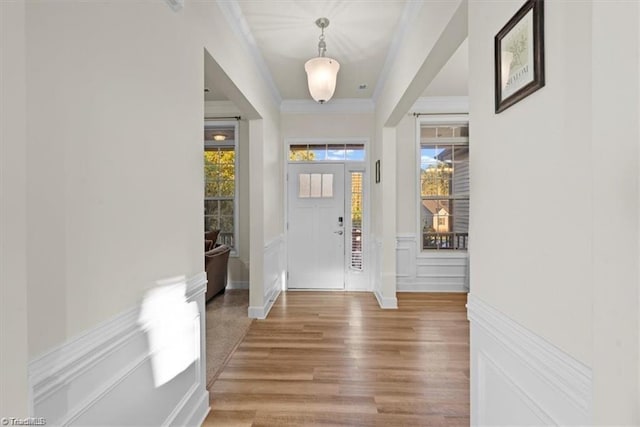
left=216, top=0, right=282, bottom=107
left=372, top=0, right=425, bottom=103
left=281, top=98, right=375, bottom=115
left=410, top=96, right=469, bottom=114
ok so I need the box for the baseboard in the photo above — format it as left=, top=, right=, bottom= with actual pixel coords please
left=248, top=288, right=281, bottom=319
left=226, top=281, right=249, bottom=290
left=374, top=290, right=398, bottom=309
left=28, top=273, right=208, bottom=426
left=467, top=294, right=592, bottom=425
left=172, top=387, right=209, bottom=427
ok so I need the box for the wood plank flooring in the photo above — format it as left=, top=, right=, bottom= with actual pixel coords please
left=203, top=292, right=469, bottom=426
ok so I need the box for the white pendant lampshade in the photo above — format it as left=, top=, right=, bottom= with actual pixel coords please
left=304, top=56, right=340, bottom=104
left=305, top=17, right=340, bottom=104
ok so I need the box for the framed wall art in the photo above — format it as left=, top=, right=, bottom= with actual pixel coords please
left=494, top=0, right=545, bottom=113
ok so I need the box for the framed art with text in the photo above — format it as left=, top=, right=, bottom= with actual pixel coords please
left=494, top=0, right=545, bottom=113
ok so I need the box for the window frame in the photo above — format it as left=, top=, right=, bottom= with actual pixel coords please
left=204, top=119, right=239, bottom=256
left=416, top=115, right=469, bottom=254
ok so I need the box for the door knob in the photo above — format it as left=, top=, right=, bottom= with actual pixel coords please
left=334, top=230, right=343, bottom=235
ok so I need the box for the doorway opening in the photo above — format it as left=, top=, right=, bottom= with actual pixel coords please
left=285, top=141, right=369, bottom=291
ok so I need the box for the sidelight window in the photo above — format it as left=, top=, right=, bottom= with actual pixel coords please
left=350, top=172, right=364, bottom=270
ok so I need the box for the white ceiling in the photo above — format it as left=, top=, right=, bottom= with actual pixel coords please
left=205, top=0, right=468, bottom=103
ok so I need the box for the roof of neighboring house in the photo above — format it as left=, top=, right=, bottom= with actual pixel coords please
left=422, top=200, right=450, bottom=215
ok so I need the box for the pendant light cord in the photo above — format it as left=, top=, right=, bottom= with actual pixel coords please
left=318, top=27, right=326, bottom=57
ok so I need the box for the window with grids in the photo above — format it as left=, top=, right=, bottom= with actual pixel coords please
left=420, top=123, right=469, bottom=251
left=350, top=172, right=364, bottom=270
left=289, top=143, right=365, bottom=162
left=204, top=124, right=236, bottom=249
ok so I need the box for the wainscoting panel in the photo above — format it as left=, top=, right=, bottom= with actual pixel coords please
left=248, top=235, right=284, bottom=319
left=28, top=273, right=209, bottom=426
left=371, top=237, right=383, bottom=294
left=396, top=234, right=468, bottom=292
left=468, top=294, right=592, bottom=425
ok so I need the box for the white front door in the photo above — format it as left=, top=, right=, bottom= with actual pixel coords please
left=287, top=163, right=345, bottom=289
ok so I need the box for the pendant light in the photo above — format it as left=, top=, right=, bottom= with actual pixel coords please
left=304, top=17, right=340, bottom=104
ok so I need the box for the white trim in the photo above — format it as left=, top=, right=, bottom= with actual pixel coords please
left=28, top=273, right=208, bottom=426
left=204, top=120, right=239, bottom=254
left=372, top=0, right=425, bottom=103
left=371, top=237, right=383, bottom=295
left=397, top=282, right=467, bottom=292
left=186, top=272, right=208, bottom=299
left=410, top=96, right=469, bottom=114
left=374, top=289, right=398, bottom=309
left=477, top=351, right=557, bottom=425
left=248, top=289, right=281, bottom=320
left=249, top=235, right=284, bottom=319
left=216, top=0, right=282, bottom=106
left=415, top=114, right=469, bottom=258
left=285, top=136, right=370, bottom=151
left=284, top=138, right=370, bottom=293
left=280, top=98, right=375, bottom=114
left=396, top=233, right=468, bottom=292
left=344, top=165, right=371, bottom=291
left=264, top=235, right=283, bottom=252
left=468, top=294, right=592, bottom=425
left=227, top=281, right=249, bottom=290
left=180, top=388, right=210, bottom=427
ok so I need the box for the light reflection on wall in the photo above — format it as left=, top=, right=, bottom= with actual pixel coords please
left=138, top=277, right=200, bottom=388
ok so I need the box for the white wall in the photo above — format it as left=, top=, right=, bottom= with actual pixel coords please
left=18, top=0, right=282, bottom=419
left=25, top=1, right=204, bottom=357
left=591, top=1, right=640, bottom=422
left=375, top=1, right=462, bottom=126
left=198, top=0, right=283, bottom=313
left=281, top=112, right=374, bottom=140
left=372, top=0, right=465, bottom=307
left=0, top=0, right=29, bottom=417
left=469, top=0, right=592, bottom=365
left=262, top=116, right=282, bottom=242
left=469, top=0, right=640, bottom=423
left=396, top=114, right=416, bottom=234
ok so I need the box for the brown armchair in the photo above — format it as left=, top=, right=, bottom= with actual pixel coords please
left=205, top=229, right=220, bottom=245
left=204, top=244, right=230, bottom=302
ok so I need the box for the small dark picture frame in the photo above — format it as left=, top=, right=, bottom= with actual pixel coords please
left=375, top=160, right=381, bottom=183
left=494, top=0, right=545, bottom=113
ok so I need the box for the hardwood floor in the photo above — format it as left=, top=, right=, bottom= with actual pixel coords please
left=203, top=292, right=469, bottom=426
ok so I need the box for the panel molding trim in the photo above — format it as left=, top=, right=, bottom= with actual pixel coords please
left=468, top=294, right=592, bottom=425
left=28, top=273, right=209, bottom=426
left=396, top=233, right=468, bottom=292
left=248, top=235, right=284, bottom=319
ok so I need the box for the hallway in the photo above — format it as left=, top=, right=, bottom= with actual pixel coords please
left=204, top=292, right=469, bottom=426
